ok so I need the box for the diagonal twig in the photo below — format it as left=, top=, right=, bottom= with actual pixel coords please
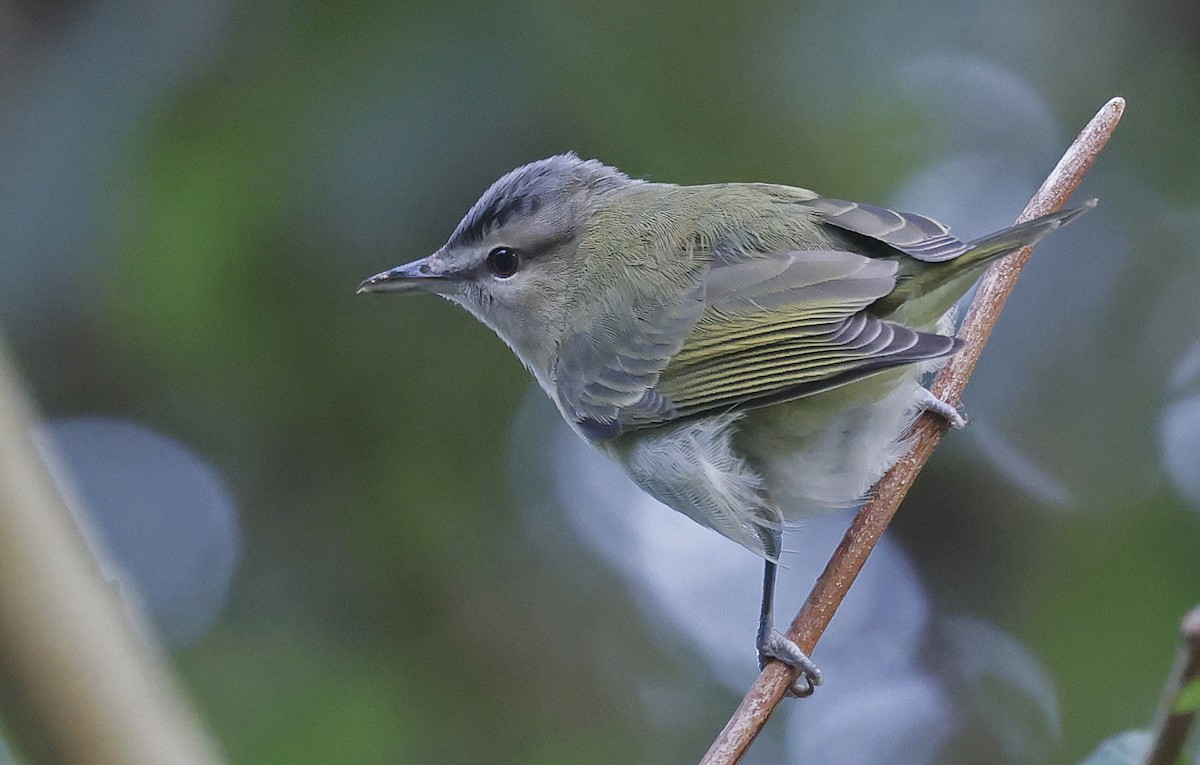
left=0, top=335, right=224, bottom=765
left=1143, top=604, right=1200, bottom=765
left=700, top=97, right=1126, bottom=765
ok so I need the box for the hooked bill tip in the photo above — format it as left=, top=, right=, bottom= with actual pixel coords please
left=356, top=275, right=384, bottom=294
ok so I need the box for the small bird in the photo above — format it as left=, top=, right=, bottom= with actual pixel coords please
left=359, top=153, right=1091, bottom=694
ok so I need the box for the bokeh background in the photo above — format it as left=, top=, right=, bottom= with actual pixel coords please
left=1, top=1, right=1198, bottom=763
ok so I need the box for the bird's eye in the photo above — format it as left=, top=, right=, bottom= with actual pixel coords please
left=486, top=247, right=520, bottom=278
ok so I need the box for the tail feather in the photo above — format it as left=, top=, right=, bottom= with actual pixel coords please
left=961, top=199, right=1097, bottom=265
left=872, top=199, right=1096, bottom=319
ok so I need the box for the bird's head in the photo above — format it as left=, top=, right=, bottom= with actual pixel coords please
left=359, top=153, right=636, bottom=377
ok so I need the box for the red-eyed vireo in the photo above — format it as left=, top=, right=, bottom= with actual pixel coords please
left=359, top=154, right=1092, bottom=694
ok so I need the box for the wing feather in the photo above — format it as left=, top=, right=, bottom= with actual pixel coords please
left=554, top=280, right=706, bottom=440
left=555, top=246, right=961, bottom=440
left=806, top=197, right=971, bottom=262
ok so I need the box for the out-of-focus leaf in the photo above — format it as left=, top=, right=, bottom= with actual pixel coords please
left=39, top=418, right=240, bottom=647
left=1075, top=730, right=1152, bottom=765
left=1162, top=341, right=1200, bottom=511
left=939, top=616, right=1060, bottom=764
left=968, top=421, right=1073, bottom=507
left=0, top=1, right=232, bottom=333
left=785, top=673, right=954, bottom=765
left=1174, top=677, right=1200, bottom=713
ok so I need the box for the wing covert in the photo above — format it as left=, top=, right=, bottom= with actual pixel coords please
left=554, top=281, right=705, bottom=440
left=806, top=197, right=971, bottom=263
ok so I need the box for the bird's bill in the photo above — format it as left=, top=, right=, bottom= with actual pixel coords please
left=357, top=255, right=452, bottom=295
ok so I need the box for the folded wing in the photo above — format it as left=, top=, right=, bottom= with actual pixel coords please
left=556, top=247, right=961, bottom=441
left=651, top=249, right=959, bottom=422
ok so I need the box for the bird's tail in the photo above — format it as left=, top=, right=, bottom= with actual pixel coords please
left=959, top=200, right=1096, bottom=267
left=873, top=199, right=1096, bottom=321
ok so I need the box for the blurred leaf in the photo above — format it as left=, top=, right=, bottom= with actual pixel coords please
left=1174, top=677, right=1200, bottom=714
left=1076, top=731, right=1153, bottom=765
left=1161, top=395, right=1200, bottom=512
left=939, top=616, right=1060, bottom=763
left=43, top=418, right=240, bottom=647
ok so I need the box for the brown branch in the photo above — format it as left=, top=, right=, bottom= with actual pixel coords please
left=700, top=97, right=1126, bottom=765
left=1143, top=604, right=1200, bottom=765
left=0, top=334, right=224, bottom=765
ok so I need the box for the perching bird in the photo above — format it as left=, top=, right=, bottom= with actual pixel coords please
left=359, top=153, right=1091, bottom=694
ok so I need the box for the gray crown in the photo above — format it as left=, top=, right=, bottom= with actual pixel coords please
left=448, top=153, right=635, bottom=246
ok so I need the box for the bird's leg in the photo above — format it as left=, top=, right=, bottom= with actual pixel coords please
left=755, top=545, right=822, bottom=696
left=916, top=386, right=967, bottom=429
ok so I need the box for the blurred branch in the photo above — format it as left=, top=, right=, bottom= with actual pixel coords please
left=0, top=335, right=224, bottom=765
left=700, top=97, right=1126, bottom=764
left=1143, top=604, right=1200, bottom=765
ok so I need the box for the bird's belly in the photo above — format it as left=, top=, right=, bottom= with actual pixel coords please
left=594, top=359, right=943, bottom=558
left=736, top=366, right=928, bottom=517
left=599, top=411, right=782, bottom=558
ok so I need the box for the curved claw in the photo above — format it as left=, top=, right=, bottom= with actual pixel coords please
left=789, top=674, right=817, bottom=698
left=758, top=630, right=823, bottom=697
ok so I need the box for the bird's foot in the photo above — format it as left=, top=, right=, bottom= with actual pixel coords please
left=758, top=630, right=823, bottom=697
left=917, top=387, right=968, bottom=429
